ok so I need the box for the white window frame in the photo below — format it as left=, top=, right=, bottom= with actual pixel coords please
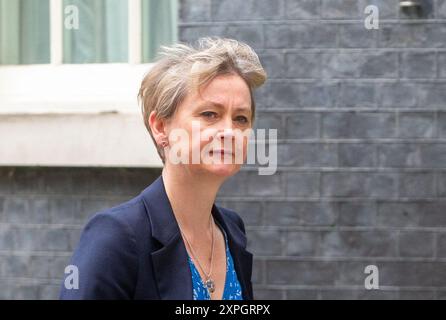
left=0, top=0, right=165, bottom=167
left=0, top=0, right=153, bottom=115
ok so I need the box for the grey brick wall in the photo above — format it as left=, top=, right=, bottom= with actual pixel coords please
left=0, top=167, right=161, bottom=299
left=180, top=0, right=446, bottom=299
left=1, top=0, right=446, bottom=300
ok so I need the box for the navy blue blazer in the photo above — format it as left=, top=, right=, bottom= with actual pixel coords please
left=59, top=175, right=254, bottom=300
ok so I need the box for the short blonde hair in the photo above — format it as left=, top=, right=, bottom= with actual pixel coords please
left=138, top=37, right=267, bottom=163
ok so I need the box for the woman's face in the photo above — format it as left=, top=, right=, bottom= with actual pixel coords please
left=164, top=73, right=253, bottom=178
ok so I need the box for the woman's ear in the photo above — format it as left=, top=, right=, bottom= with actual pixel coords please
left=148, top=111, right=168, bottom=145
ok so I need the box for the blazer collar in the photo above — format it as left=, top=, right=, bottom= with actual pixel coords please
left=140, top=175, right=253, bottom=300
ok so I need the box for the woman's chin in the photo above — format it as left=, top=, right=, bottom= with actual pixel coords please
left=202, top=163, right=240, bottom=177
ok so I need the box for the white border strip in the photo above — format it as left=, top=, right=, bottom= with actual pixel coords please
left=50, top=0, right=63, bottom=65
left=128, top=0, right=142, bottom=64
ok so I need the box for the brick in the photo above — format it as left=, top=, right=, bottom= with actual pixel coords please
left=298, top=81, right=339, bottom=107
left=337, top=82, right=377, bottom=108
left=246, top=229, right=283, bottom=256
left=258, top=53, right=285, bottom=79
left=399, top=172, right=436, bottom=198
left=49, top=198, right=83, bottom=225
left=3, top=197, right=50, bottom=224
left=42, top=169, right=74, bottom=194
left=252, top=260, right=264, bottom=284
left=253, top=113, right=283, bottom=139
left=320, top=230, right=398, bottom=257
left=260, top=82, right=299, bottom=108
left=398, top=112, right=435, bottom=138
left=219, top=171, right=248, bottom=196
left=285, top=172, right=320, bottom=197
left=425, top=24, right=446, bottom=48
left=338, top=24, right=377, bottom=48
left=378, top=143, right=446, bottom=168
left=285, top=53, right=322, bottom=78
left=286, top=289, right=319, bottom=299
left=337, top=201, right=376, bottom=226
left=438, top=112, right=446, bottom=138
left=217, top=201, right=263, bottom=226
left=359, top=53, right=398, bottom=78
left=285, top=0, right=320, bottom=19
left=211, top=0, right=283, bottom=20
left=321, top=53, right=361, bottom=79
left=285, top=113, right=320, bottom=139
left=438, top=173, right=446, bottom=197
left=246, top=171, right=284, bottom=196
left=0, top=168, right=14, bottom=195
left=285, top=231, right=320, bottom=256
left=319, top=289, right=398, bottom=300
left=321, top=53, right=398, bottom=79
left=321, top=0, right=360, bottom=19
left=265, top=23, right=337, bottom=48
left=439, top=53, right=446, bottom=78
left=38, top=285, right=60, bottom=300
left=252, top=287, right=283, bottom=299
left=400, top=52, right=436, bottom=79
left=338, top=143, right=377, bottom=167
left=439, top=0, right=446, bottom=18
left=379, top=261, right=443, bottom=287
left=264, top=201, right=337, bottom=226
left=399, top=231, right=434, bottom=257
left=379, top=24, right=429, bottom=48
left=322, top=112, right=396, bottom=139
left=418, top=83, right=446, bottom=108
left=179, top=25, right=226, bottom=45
left=267, top=260, right=338, bottom=285
left=11, top=168, right=45, bottom=195
left=377, top=201, right=446, bottom=228
left=224, top=25, right=265, bottom=49
left=399, top=290, right=436, bottom=299
left=0, top=197, right=4, bottom=222
left=179, top=0, right=211, bottom=22
left=278, top=143, right=337, bottom=167
left=1, top=255, right=31, bottom=278
left=0, top=225, right=76, bottom=251
left=0, top=283, right=39, bottom=300
left=322, top=172, right=398, bottom=198
left=379, top=82, right=418, bottom=107
left=436, top=233, right=446, bottom=257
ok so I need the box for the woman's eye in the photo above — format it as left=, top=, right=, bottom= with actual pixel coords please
left=201, top=111, right=217, bottom=119
left=235, top=116, right=249, bottom=124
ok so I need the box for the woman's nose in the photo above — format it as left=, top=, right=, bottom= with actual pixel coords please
left=215, top=127, right=235, bottom=140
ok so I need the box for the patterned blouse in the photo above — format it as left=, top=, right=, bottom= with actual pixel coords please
left=186, top=220, right=243, bottom=300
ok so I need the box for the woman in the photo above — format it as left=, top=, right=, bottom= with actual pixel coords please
left=59, top=37, right=267, bottom=300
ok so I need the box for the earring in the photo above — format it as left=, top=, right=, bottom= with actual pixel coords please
left=160, top=139, right=169, bottom=148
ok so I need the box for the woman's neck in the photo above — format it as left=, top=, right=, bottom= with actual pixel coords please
left=162, top=165, right=225, bottom=237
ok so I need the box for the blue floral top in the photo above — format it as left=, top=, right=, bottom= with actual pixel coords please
left=187, top=220, right=243, bottom=300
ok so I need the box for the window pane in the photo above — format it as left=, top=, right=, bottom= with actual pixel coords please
left=63, top=0, right=128, bottom=63
left=0, top=0, right=50, bottom=65
left=141, top=0, right=178, bottom=63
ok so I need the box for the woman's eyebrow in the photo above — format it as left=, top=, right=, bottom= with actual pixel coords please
left=199, top=101, right=252, bottom=115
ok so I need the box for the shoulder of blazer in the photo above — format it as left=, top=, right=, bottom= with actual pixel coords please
left=59, top=196, right=146, bottom=299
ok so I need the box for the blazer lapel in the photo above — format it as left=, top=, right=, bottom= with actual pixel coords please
left=211, top=205, right=254, bottom=300
left=141, top=175, right=192, bottom=300
left=141, top=175, right=254, bottom=300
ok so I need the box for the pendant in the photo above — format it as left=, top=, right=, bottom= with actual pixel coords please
left=205, top=279, right=215, bottom=293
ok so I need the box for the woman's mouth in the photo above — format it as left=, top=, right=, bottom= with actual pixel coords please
left=210, top=149, right=234, bottom=156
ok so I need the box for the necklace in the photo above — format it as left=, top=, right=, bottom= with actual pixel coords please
left=179, top=214, right=216, bottom=294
